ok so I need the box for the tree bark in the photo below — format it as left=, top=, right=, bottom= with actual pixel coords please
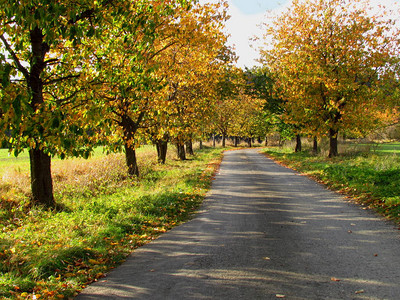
left=199, top=140, right=203, bottom=150
left=313, top=136, right=318, bottom=155
left=124, top=143, right=139, bottom=176
left=156, top=139, right=168, bottom=164
left=234, top=136, right=239, bottom=147
left=121, top=114, right=142, bottom=177
left=247, top=138, right=252, bottom=147
left=222, top=133, right=226, bottom=147
left=176, top=141, right=186, bottom=160
left=265, top=135, right=268, bottom=146
left=29, top=149, right=55, bottom=207
left=295, top=134, right=302, bottom=152
left=28, top=27, right=55, bottom=207
left=329, top=128, right=339, bottom=157
left=185, top=139, right=194, bottom=156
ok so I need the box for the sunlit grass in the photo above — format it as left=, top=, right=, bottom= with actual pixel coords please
left=0, top=145, right=224, bottom=299
left=261, top=144, right=400, bottom=223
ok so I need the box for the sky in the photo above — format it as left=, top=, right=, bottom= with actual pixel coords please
left=208, top=0, right=400, bottom=69
left=225, top=0, right=291, bottom=68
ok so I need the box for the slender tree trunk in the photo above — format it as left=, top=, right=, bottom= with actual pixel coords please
left=247, top=138, right=252, bottom=147
left=329, top=128, right=339, bottom=157
left=295, top=134, right=302, bottom=152
left=265, top=135, right=268, bottom=146
left=313, top=136, right=318, bottom=155
left=234, top=136, right=239, bottom=147
left=121, top=114, right=142, bottom=177
left=28, top=27, right=54, bottom=207
left=199, top=140, right=203, bottom=150
left=185, top=139, right=194, bottom=156
left=156, top=139, right=168, bottom=164
left=176, top=141, right=186, bottom=160
left=124, top=143, right=139, bottom=176
left=222, top=133, right=226, bottom=147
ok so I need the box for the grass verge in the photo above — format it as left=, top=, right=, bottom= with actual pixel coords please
left=261, top=146, right=400, bottom=224
left=0, top=146, right=224, bottom=299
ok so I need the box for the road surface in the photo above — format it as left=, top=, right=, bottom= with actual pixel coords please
left=76, top=149, right=400, bottom=299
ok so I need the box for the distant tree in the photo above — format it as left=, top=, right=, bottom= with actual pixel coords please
left=261, top=0, right=400, bottom=157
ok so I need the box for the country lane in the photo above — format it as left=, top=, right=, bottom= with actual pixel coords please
left=76, top=148, right=400, bottom=299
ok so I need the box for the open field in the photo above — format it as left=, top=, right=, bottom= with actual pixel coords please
left=0, top=145, right=224, bottom=299
left=262, top=142, right=400, bottom=224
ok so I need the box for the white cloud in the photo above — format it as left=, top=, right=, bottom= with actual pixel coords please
left=201, top=0, right=400, bottom=69
left=223, top=0, right=292, bottom=68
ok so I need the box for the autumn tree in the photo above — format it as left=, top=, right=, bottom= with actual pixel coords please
left=86, top=1, right=228, bottom=171
left=154, top=2, right=229, bottom=160
left=211, top=64, right=244, bottom=147
left=0, top=1, right=116, bottom=207
left=230, top=91, right=266, bottom=147
left=244, top=66, right=282, bottom=146
left=261, top=0, right=400, bottom=157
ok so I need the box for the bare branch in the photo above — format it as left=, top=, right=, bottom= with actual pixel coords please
left=43, top=74, right=80, bottom=85
left=0, top=33, right=30, bottom=80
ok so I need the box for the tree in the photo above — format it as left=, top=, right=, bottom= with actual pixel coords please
left=261, top=0, right=400, bottom=157
left=143, top=1, right=230, bottom=161
left=88, top=0, right=195, bottom=176
left=244, top=66, right=282, bottom=145
left=211, top=65, right=243, bottom=147
left=0, top=1, right=114, bottom=206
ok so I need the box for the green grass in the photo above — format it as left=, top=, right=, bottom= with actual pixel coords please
left=261, top=144, right=400, bottom=223
left=0, top=146, right=224, bottom=299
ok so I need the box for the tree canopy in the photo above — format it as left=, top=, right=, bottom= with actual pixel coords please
left=260, top=0, right=400, bottom=156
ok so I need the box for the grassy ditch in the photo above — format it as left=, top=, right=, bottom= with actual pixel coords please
left=261, top=144, right=400, bottom=224
left=0, top=146, right=224, bottom=299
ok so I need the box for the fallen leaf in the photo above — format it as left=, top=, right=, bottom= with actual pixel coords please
left=263, top=257, right=271, bottom=260
left=331, top=277, right=341, bottom=282
left=88, top=259, right=101, bottom=265
left=276, top=294, right=285, bottom=298
left=355, top=289, right=365, bottom=294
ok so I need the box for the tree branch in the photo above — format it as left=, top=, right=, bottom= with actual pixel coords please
left=0, top=34, right=30, bottom=80
left=43, top=74, right=80, bottom=85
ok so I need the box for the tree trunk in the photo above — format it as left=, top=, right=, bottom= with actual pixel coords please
left=212, top=134, right=216, bottom=148
left=265, top=135, right=268, bottom=146
left=121, top=114, right=142, bottom=177
left=156, top=139, right=168, bottom=164
left=234, top=136, right=239, bottom=147
left=222, top=133, right=226, bottom=147
left=176, top=142, right=186, bottom=160
left=185, top=140, right=194, bottom=156
left=29, top=149, right=55, bottom=207
left=247, top=138, right=252, bottom=147
left=28, top=27, right=54, bottom=207
left=124, top=143, right=139, bottom=177
left=313, top=136, right=318, bottom=155
left=199, top=140, right=203, bottom=150
left=329, top=128, right=339, bottom=157
left=295, top=134, right=302, bottom=152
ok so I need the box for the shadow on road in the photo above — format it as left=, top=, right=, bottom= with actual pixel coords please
left=77, top=149, right=400, bottom=300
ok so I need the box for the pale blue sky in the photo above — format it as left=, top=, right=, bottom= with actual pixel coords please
left=231, top=0, right=289, bottom=15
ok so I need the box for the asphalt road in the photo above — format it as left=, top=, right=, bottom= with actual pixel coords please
left=76, top=149, right=400, bottom=300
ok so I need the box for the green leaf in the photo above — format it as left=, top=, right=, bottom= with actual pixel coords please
left=2, top=64, right=12, bottom=87
left=12, top=95, right=22, bottom=118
